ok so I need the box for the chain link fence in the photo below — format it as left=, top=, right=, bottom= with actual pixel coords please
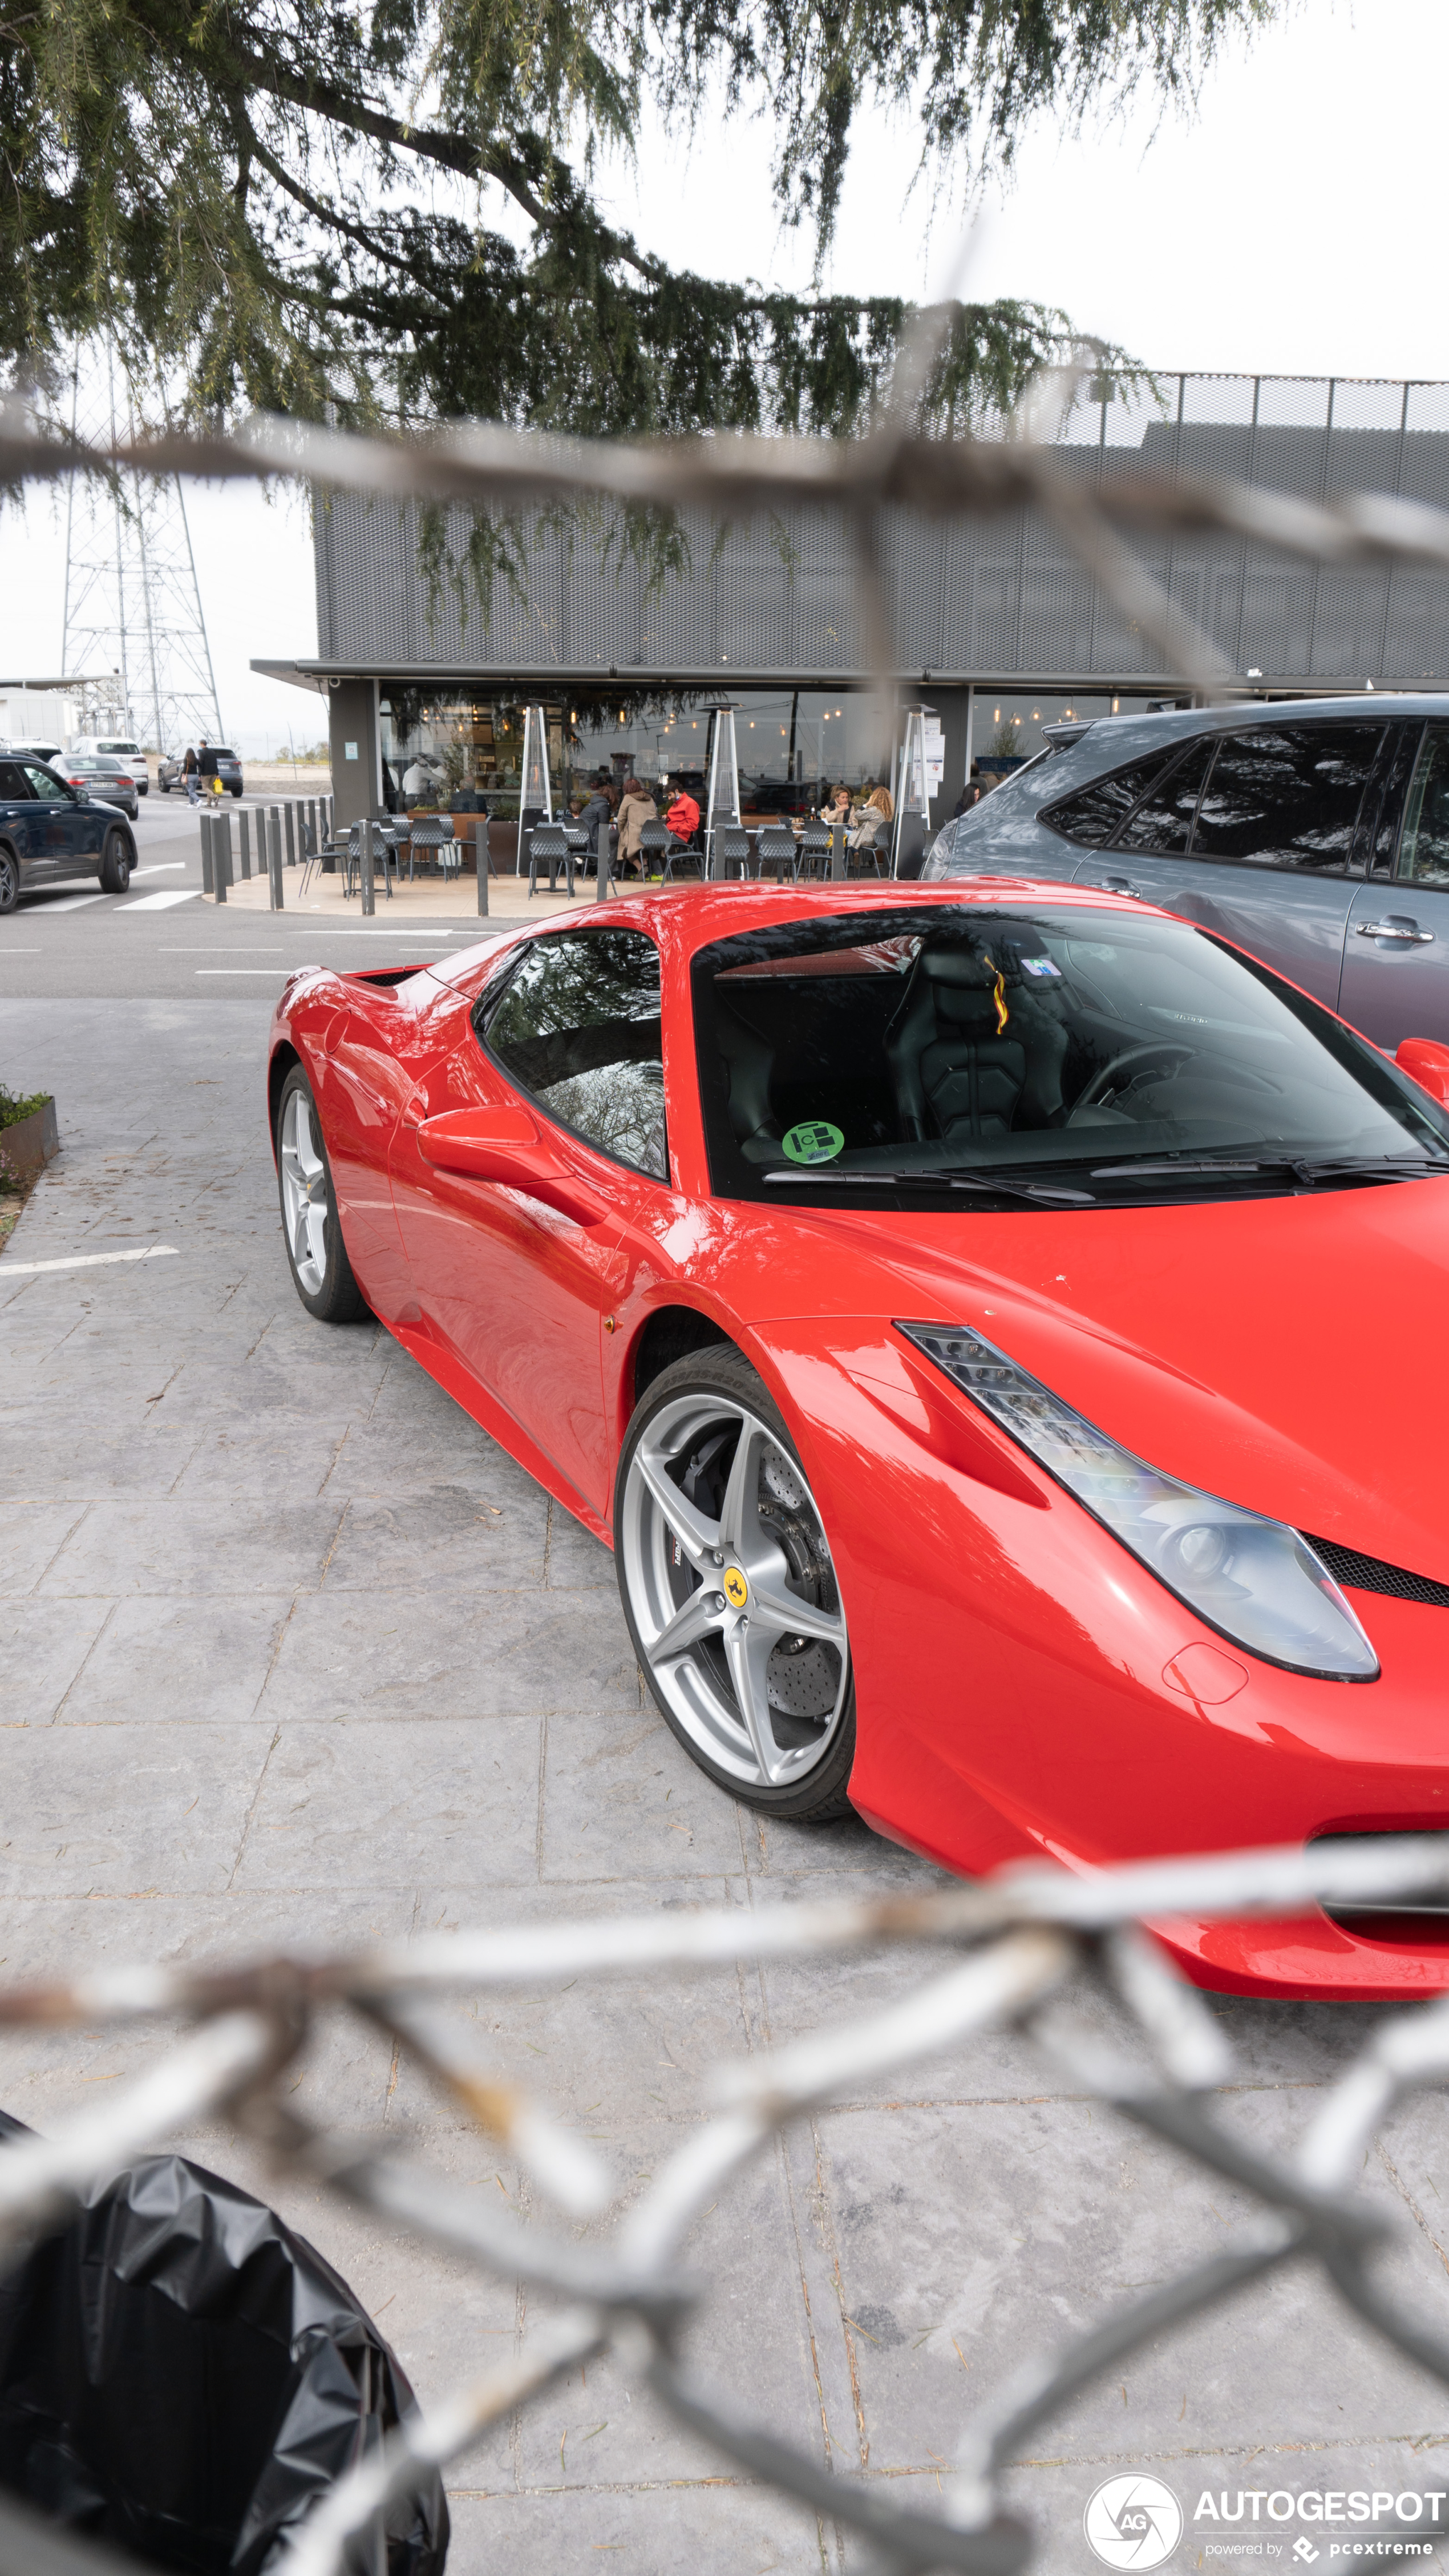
left=0, top=1839, right=1447, bottom=2574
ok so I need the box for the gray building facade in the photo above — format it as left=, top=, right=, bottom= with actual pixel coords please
left=257, top=373, right=1449, bottom=830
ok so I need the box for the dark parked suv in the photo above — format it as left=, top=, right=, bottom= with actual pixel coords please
left=925, top=695, right=1449, bottom=1049
left=158, top=746, right=244, bottom=797
left=0, top=757, right=136, bottom=910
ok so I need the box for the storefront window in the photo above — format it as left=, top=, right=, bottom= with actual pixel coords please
left=974, top=692, right=1167, bottom=770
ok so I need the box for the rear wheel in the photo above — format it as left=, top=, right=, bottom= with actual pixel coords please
left=276, top=1067, right=370, bottom=1323
left=615, top=1344, right=856, bottom=1820
left=99, top=830, right=130, bottom=894
left=0, top=847, right=17, bottom=914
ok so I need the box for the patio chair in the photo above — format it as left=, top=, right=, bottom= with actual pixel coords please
left=755, top=826, right=797, bottom=884
left=710, top=825, right=752, bottom=882
left=528, top=823, right=574, bottom=897
left=406, top=816, right=459, bottom=882
left=796, top=823, right=832, bottom=881
left=342, top=823, right=396, bottom=900
left=636, top=819, right=673, bottom=881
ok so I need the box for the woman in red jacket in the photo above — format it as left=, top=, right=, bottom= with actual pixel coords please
left=664, top=786, right=699, bottom=846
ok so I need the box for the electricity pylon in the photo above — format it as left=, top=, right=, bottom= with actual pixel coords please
left=61, top=342, right=224, bottom=751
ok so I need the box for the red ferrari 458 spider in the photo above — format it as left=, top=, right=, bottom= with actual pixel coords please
left=269, top=881, right=1449, bottom=2001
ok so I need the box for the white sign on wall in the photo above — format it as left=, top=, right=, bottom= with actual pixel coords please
left=924, top=718, right=945, bottom=792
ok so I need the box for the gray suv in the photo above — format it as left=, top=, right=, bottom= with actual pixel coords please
left=925, top=696, right=1449, bottom=1049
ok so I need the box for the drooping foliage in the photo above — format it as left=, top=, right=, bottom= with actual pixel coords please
left=1, top=0, right=1268, bottom=435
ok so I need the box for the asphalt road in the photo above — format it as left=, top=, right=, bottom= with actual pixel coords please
left=0, top=795, right=488, bottom=1000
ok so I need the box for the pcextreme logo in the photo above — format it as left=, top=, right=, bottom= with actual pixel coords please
left=1085, top=2474, right=1185, bottom=2570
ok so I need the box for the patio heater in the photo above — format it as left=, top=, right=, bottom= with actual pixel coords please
left=516, top=702, right=554, bottom=874
left=891, top=704, right=936, bottom=878
left=703, top=702, right=742, bottom=881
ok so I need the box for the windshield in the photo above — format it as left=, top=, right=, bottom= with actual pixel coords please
left=692, top=903, right=1449, bottom=1208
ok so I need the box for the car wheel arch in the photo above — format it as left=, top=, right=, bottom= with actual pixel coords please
left=626, top=1303, right=734, bottom=1416
left=268, top=1041, right=303, bottom=1158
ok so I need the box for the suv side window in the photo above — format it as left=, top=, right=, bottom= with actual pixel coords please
left=1039, top=750, right=1179, bottom=847
left=21, top=764, right=73, bottom=804
left=1395, top=724, right=1449, bottom=889
left=0, top=762, right=33, bottom=801
left=1191, top=725, right=1384, bottom=873
left=1114, top=737, right=1215, bottom=853
left=477, top=927, right=667, bottom=1180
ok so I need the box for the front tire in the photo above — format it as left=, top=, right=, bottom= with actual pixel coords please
left=615, top=1344, right=856, bottom=1820
left=99, top=831, right=130, bottom=894
left=0, top=847, right=17, bottom=914
left=276, top=1067, right=370, bottom=1323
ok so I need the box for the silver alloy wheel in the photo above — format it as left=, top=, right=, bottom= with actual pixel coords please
left=279, top=1087, right=329, bottom=1295
left=621, top=1391, right=850, bottom=1789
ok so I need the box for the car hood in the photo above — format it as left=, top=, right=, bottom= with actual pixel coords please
left=734, top=1183, right=1449, bottom=1581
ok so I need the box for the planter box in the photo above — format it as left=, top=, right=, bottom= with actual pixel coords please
left=1, top=1098, right=58, bottom=1182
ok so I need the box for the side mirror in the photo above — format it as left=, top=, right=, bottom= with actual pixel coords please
left=1395, top=1038, right=1449, bottom=1107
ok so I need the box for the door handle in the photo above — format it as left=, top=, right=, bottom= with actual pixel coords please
left=1356, top=919, right=1435, bottom=943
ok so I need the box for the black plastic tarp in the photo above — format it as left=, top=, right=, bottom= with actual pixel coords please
left=0, top=2112, right=448, bottom=2576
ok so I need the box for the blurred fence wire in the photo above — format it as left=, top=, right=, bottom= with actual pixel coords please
left=3, top=1839, right=1449, bottom=2574
left=6, top=383, right=1449, bottom=699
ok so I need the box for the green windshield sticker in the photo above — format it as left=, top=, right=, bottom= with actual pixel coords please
left=782, top=1120, right=845, bottom=1166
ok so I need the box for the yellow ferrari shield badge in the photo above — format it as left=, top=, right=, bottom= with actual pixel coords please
left=722, top=1566, right=749, bottom=1610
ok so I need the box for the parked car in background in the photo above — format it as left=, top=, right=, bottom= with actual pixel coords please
left=157, top=746, right=244, bottom=797
left=71, top=736, right=149, bottom=792
left=0, top=756, right=136, bottom=909
left=58, top=754, right=141, bottom=821
left=925, top=693, right=1449, bottom=1051
left=1, top=737, right=63, bottom=766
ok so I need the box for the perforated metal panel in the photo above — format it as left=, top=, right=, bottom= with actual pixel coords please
left=311, top=375, right=1449, bottom=691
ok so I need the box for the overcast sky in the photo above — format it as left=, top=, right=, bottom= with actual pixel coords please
left=3, top=0, right=1440, bottom=751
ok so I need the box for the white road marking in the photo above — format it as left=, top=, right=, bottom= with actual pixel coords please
left=129, top=863, right=188, bottom=877
left=39, top=894, right=106, bottom=911
left=122, top=890, right=201, bottom=911
left=193, top=967, right=322, bottom=974
left=0, top=1244, right=180, bottom=1278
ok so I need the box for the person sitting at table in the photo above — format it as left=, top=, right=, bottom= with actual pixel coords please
left=848, top=780, right=893, bottom=850
left=665, top=784, right=700, bottom=849
left=616, top=777, right=657, bottom=875
left=820, top=784, right=851, bottom=828
left=574, top=777, right=613, bottom=867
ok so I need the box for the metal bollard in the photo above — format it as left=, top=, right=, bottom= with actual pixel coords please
left=233, top=811, right=248, bottom=879
left=476, top=832, right=489, bottom=916
left=238, top=809, right=252, bottom=879
left=284, top=804, right=297, bottom=867
left=596, top=835, right=610, bottom=902
left=200, top=810, right=214, bottom=897
left=214, top=815, right=231, bottom=903
left=831, top=825, right=847, bottom=882
left=268, top=813, right=285, bottom=910
left=359, top=815, right=375, bottom=916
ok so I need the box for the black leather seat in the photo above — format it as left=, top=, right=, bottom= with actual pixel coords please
left=887, top=948, right=1068, bottom=1143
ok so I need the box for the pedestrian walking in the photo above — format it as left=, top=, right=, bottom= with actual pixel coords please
left=183, top=745, right=200, bottom=806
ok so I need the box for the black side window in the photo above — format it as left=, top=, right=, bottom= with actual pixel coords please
left=1191, top=725, right=1384, bottom=874
left=479, top=927, right=667, bottom=1180
left=1113, top=737, right=1215, bottom=853
left=1039, top=752, right=1177, bottom=847
left=1394, top=724, right=1449, bottom=889
left=0, top=762, right=33, bottom=800
left=21, top=764, right=71, bottom=804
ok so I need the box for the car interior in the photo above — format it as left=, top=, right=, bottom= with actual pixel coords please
left=697, top=905, right=1449, bottom=1193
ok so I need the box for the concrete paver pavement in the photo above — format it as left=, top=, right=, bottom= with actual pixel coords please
left=2, top=990, right=1448, bottom=2571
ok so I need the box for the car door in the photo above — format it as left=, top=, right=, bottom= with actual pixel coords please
left=1338, top=719, right=1449, bottom=1047
left=0, top=760, right=38, bottom=880
left=19, top=762, right=96, bottom=877
left=1071, top=722, right=1384, bottom=1008
left=388, top=927, right=665, bottom=1516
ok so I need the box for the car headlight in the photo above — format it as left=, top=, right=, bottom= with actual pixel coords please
left=897, top=1321, right=1378, bottom=1682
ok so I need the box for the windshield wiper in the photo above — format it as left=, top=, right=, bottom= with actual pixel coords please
left=1090, top=1154, right=1449, bottom=1188
left=763, top=1168, right=1096, bottom=1205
